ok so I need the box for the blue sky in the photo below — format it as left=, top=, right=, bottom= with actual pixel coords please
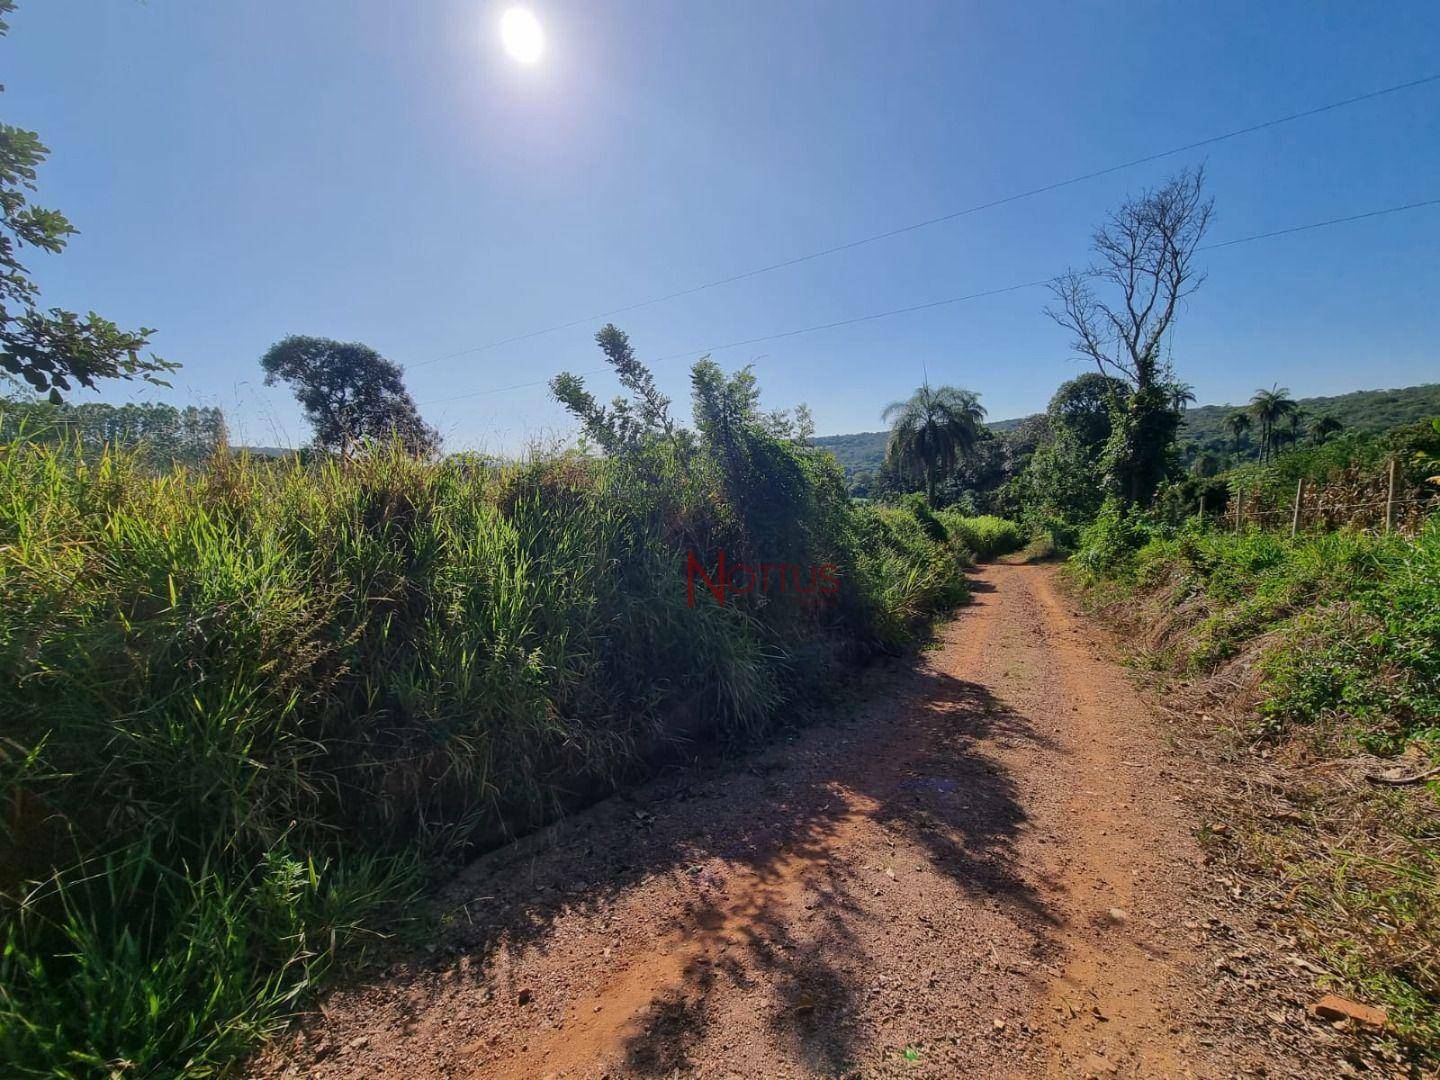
left=6, top=0, right=1439, bottom=450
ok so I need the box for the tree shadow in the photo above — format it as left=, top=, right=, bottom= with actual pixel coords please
left=360, top=625, right=1060, bottom=1076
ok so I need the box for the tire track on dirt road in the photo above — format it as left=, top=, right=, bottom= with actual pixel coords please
left=260, top=564, right=1231, bottom=1078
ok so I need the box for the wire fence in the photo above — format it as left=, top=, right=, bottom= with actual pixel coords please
left=1202, top=459, right=1437, bottom=536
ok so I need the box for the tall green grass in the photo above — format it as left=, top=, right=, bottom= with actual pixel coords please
left=0, top=434, right=969, bottom=1074
left=933, top=510, right=1025, bottom=562
left=1073, top=512, right=1439, bottom=746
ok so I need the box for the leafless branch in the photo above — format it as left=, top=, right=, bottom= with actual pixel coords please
left=1046, top=167, right=1212, bottom=391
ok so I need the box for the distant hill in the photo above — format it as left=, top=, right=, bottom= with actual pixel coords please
left=1178, top=383, right=1440, bottom=452
left=810, top=430, right=889, bottom=472
left=813, top=383, right=1440, bottom=476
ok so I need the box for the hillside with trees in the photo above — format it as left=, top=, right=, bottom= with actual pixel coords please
left=816, top=381, right=1440, bottom=488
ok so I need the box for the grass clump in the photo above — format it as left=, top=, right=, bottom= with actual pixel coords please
left=0, top=354, right=970, bottom=1075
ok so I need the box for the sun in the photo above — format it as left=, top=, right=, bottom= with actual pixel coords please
left=500, top=8, right=544, bottom=64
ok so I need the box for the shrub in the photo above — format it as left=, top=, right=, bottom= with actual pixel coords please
left=934, top=512, right=1025, bottom=561
left=1070, top=497, right=1160, bottom=578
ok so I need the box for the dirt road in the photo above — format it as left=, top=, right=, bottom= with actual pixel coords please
left=268, top=564, right=1242, bottom=1078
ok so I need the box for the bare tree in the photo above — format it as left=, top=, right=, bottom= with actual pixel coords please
left=1045, top=168, right=1212, bottom=505
left=1047, top=167, right=1212, bottom=393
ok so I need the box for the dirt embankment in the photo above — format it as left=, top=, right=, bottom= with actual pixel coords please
left=257, top=564, right=1356, bottom=1078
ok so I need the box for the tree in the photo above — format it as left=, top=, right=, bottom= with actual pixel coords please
left=260, top=335, right=438, bottom=455
left=1046, top=167, right=1212, bottom=504
left=0, top=3, right=172, bottom=399
left=1283, top=407, right=1306, bottom=450
left=1249, top=385, right=1296, bottom=463
left=1191, top=450, right=1222, bottom=477
left=1224, top=410, right=1251, bottom=453
left=882, top=383, right=986, bottom=505
left=0, top=398, right=227, bottom=464
left=1167, top=381, right=1197, bottom=414
left=550, top=323, right=678, bottom=455
left=1046, top=372, right=1129, bottom=454
left=1308, top=414, right=1344, bottom=445
left=1009, top=375, right=1128, bottom=529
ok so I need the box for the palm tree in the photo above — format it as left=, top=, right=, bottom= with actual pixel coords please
left=1249, top=385, right=1297, bottom=463
left=1308, top=415, right=1343, bottom=445
left=1224, top=410, right=1252, bottom=453
left=1167, top=381, right=1197, bottom=414
left=1284, top=408, right=1307, bottom=449
left=883, top=383, right=986, bottom=505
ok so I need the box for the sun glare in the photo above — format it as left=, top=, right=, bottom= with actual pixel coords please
left=500, top=8, right=544, bottom=64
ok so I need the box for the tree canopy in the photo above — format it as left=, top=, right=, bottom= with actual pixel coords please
left=260, top=335, right=438, bottom=455
left=882, top=383, right=987, bottom=504
left=1046, top=371, right=1128, bottom=455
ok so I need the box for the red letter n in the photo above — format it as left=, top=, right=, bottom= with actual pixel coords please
left=687, top=549, right=727, bottom=607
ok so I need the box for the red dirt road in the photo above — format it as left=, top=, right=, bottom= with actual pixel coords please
left=263, top=564, right=1246, bottom=1078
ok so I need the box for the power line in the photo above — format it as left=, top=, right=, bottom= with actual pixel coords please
left=407, top=72, right=1440, bottom=372
left=1198, top=198, right=1440, bottom=250
left=421, top=195, right=1440, bottom=406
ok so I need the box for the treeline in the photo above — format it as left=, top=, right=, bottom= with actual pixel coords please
left=847, top=382, right=1440, bottom=555
left=821, top=382, right=1440, bottom=490
left=0, top=399, right=228, bottom=465
left=0, top=335, right=994, bottom=1074
left=1180, top=382, right=1440, bottom=465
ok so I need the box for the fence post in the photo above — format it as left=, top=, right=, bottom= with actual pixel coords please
left=1233, top=486, right=1242, bottom=531
left=1290, top=477, right=1305, bottom=537
left=1385, top=457, right=1398, bottom=533
left=1197, top=490, right=1206, bottom=524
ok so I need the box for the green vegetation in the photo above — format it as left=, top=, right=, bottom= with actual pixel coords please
left=1074, top=518, right=1439, bottom=746
left=1180, top=383, right=1440, bottom=464
left=0, top=67, right=1432, bottom=1068
left=935, top=512, right=1025, bottom=562
left=0, top=399, right=228, bottom=466
left=261, top=335, right=439, bottom=456
left=814, top=382, right=1440, bottom=490
left=1070, top=507, right=1440, bottom=1054
left=880, top=384, right=986, bottom=505
left=1247, top=385, right=1299, bottom=463
left=0, top=343, right=972, bottom=1074
left=1046, top=168, right=1209, bottom=506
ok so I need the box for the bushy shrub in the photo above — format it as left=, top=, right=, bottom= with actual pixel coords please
left=1070, top=497, right=1161, bottom=578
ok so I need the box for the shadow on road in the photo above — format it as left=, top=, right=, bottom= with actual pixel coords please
left=406, top=625, right=1062, bottom=1076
